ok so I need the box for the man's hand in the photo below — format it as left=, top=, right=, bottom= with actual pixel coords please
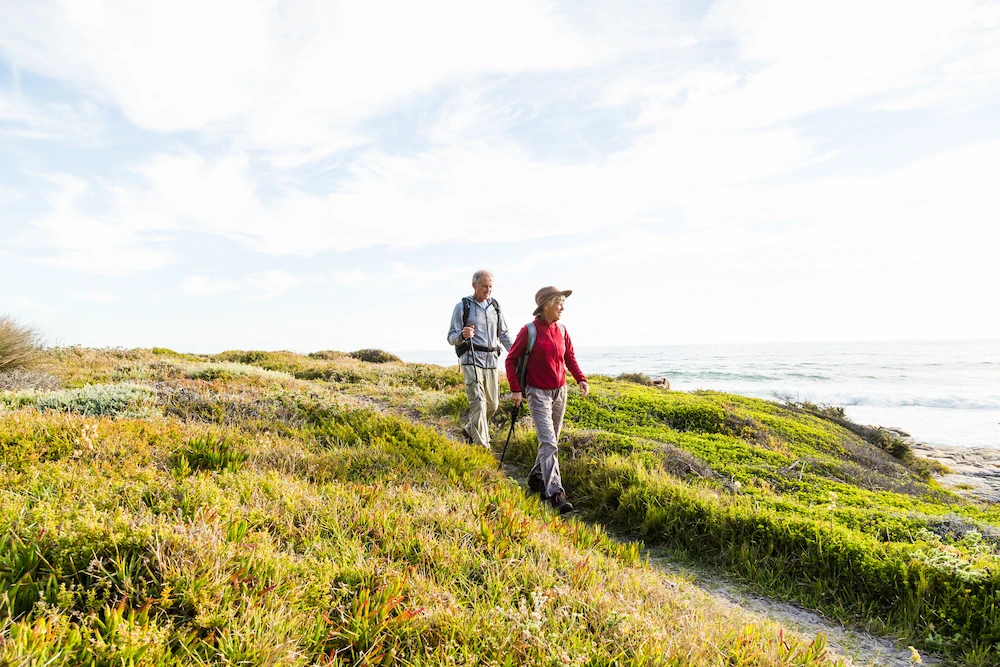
left=462, top=325, right=475, bottom=339
left=511, top=391, right=523, bottom=407
left=579, top=381, right=589, bottom=398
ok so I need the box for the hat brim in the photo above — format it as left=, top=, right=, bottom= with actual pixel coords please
left=533, top=289, right=573, bottom=316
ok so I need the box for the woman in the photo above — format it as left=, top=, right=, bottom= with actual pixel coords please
left=505, top=286, right=589, bottom=514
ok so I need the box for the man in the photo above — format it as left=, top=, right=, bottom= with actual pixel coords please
left=447, top=270, right=513, bottom=448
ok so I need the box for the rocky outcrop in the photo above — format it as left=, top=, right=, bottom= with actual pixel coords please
left=911, top=442, right=1000, bottom=503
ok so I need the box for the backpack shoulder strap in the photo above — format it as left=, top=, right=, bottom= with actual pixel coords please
left=490, top=298, right=500, bottom=317
left=461, top=297, right=472, bottom=326
left=558, top=323, right=566, bottom=339
left=526, top=321, right=537, bottom=354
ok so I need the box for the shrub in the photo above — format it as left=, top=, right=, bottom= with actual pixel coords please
left=307, top=350, right=346, bottom=360
left=0, top=315, right=44, bottom=372
left=616, top=372, right=654, bottom=386
left=7, top=384, right=157, bottom=418
left=187, top=363, right=292, bottom=382
left=214, top=350, right=270, bottom=365
left=349, top=349, right=401, bottom=364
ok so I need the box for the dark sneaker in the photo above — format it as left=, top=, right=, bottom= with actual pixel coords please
left=460, top=427, right=474, bottom=444
left=527, top=473, right=544, bottom=495
left=548, top=492, right=574, bottom=514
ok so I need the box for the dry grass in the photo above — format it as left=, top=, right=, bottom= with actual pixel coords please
left=0, top=315, right=44, bottom=372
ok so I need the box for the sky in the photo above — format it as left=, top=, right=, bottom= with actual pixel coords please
left=1, top=0, right=998, bottom=357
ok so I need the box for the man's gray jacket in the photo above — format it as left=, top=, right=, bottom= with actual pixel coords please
left=447, top=297, right=513, bottom=369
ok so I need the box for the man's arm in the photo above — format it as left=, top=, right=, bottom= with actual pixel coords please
left=497, top=306, right=513, bottom=352
left=446, top=303, right=464, bottom=346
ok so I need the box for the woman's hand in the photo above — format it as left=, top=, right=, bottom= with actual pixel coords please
left=511, top=391, right=523, bottom=407
left=579, top=381, right=589, bottom=398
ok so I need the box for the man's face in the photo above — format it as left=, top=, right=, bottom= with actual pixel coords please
left=473, top=276, right=493, bottom=301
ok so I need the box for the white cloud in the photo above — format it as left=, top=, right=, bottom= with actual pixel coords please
left=386, top=262, right=461, bottom=291
left=0, top=87, right=103, bottom=142
left=28, top=174, right=174, bottom=275
left=0, top=186, right=22, bottom=203
left=182, top=270, right=305, bottom=299
left=181, top=275, right=242, bottom=297
left=4, top=0, right=1000, bottom=349
left=330, top=269, right=369, bottom=288
left=77, top=291, right=116, bottom=303
left=0, top=0, right=589, bottom=154
left=245, top=270, right=303, bottom=299
left=709, top=0, right=999, bottom=118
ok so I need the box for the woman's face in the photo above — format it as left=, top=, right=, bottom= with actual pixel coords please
left=542, top=297, right=565, bottom=322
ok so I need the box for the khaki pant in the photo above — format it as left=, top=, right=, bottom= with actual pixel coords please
left=526, top=385, right=567, bottom=498
left=462, top=365, right=499, bottom=448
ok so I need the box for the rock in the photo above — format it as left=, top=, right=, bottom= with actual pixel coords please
left=652, top=377, right=671, bottom=390
left=911, top=442, right=1000, bottom=503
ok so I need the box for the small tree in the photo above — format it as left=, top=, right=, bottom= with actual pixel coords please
left=0, top=315, right=44, bottom=372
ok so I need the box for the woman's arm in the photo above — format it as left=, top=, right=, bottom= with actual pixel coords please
left=563, top=328, right=589, bottom=397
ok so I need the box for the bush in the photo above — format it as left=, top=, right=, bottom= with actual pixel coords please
left=307, top=350, right=346, bottom=360
left=187, top=363, right=292, bottom=382
left=24, top=384, right=157, bottom=418
left=214, top=350, right=270, bottom=365
left=0, top=315, right=44, bottom=372
left=616, top=372, right=654, bottom=386
left=350, top=349, right=402, bottom=364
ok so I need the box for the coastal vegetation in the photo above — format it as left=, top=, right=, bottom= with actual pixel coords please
left=3, top=343, right=999, bottom=664
left=0, top=345, right=842, bottom=666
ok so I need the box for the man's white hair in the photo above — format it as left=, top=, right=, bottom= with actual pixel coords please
left=472, top=270, right=493, bottom=284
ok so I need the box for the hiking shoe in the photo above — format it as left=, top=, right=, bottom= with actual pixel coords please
left=460, top=427, right=474, bottom=444
left=547, top=492, right=574, bottom=514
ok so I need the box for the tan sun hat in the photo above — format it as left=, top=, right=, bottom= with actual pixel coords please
left=533, top=286, right=573, bottom=316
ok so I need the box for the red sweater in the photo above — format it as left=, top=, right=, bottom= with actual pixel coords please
left=505, top=318, right=587, bottom=393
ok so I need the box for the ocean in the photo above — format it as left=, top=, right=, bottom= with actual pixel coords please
left=399, top=340, right=1000, bottom=449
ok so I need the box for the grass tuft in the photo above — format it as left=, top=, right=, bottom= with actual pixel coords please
left=0, top=315, right=44, bottom=372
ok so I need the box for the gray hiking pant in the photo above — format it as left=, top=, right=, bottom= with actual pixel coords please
left=526, top=385, right=567, bottom=499
left=462, top=365, right=498, bottom=448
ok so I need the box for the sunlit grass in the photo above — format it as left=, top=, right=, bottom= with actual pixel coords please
left=0, top=347, right=843, bottom=666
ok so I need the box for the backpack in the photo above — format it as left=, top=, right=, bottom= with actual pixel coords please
left=515, top=321, right=565, bottom=391
left=455, top=297, right=503, bottom=357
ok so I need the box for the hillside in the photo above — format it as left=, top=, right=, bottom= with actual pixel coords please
left=1, top=347, right=997, bottom=665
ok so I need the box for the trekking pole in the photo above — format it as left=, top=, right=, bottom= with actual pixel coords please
left=498, top=401, right=520, bottom=470
left=466, top=324, right=483, bottom=444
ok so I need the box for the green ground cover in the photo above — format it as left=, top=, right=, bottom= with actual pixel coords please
left=0, top=347, right=839, bottom=666
left=498, top=379, right=1000, bottom=665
